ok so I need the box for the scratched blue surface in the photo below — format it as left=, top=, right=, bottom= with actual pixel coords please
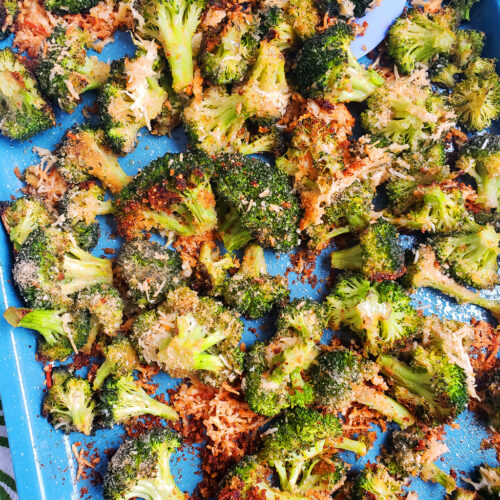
left=0, top=1, right=499, bottom=499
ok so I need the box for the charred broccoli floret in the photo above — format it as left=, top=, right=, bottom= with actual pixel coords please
left=103, top=427, right=185, bottom=500
left=115, top=151, right=217, bottom=240
left=4, top=306, right=92, bottom=361
left=452, top=0, right=480, bottom=21
left=42, top=367, right=95, bottom=435
left=315, top=0, right=372, bottom=18
left=44, top=0, right=99, bottom=14
left=222, top=244, right=288, bottom=318
left=214, top=154, right=301, bottom=252
left=58, top=182, right=113, bottom=250
left=36, top=25, right=109, bottom=113
left=383, top=427, right=456, bottom=492
left=310, top=348, right=415, bottom=428
left=330, top=219, right=406, bottom=282
left=352, top=464, right=403, bottom=500
left=136, top=0, right=207, bottom=93
left=404, top=244, right=500, bottom=320
left=116, top=239, right=186, bottom=308
left=326, top=274, right=421, bottom=356
left=93, top=334, right=140, bottom=390
left=291, top=22, right=384, bottom=102
left=258, top=6, right=295, bottom=51
left=13, top=226, right=113, bottom=309
left=0, top=196, right=53, bottom=251
left=467, top=464, right=500, bottom=498
left=0, top=0, right=19, bottom=40
left=98, top=375, right=178, bottom=427
left=55, top=125, right=131, bottom=194
left=132, top=287, right=243, bottom=386
left=0, top=48, right=54, bottom=139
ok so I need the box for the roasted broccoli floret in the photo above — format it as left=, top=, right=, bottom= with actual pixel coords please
left=361, top=75, right=455, bottom=150
left=466, top=464, right=500, bottom=498
left=98, top=42, right=169, bottom=154
left=450, top=58, right=500, bottom=131
left=326, top=274, right=421, bottom=356
left=0, top=0, right=19, bottom=40
left=222, top=244, right=288, bottom=318
left=404, top=244, right=500, bottom=320
left=287, top=0, right=319, bottom=40
left=77, top=284, right=124, bottom=337
left=258, top=7, right=295, bottom=51
left=133, top=287, right=243, bottom=386
left=310, top=348, right=415, bottom=428
left=378, top=346, right=469, bottom=425
left=383, top=427, right=456, bottom=492
left=103, top=427, right=185, bottom=500
left=136, top=0, right=206, bottom=93
left=115, top=151, right=217, bottom=240
left=116, top=239, right=186, bottom=308
left=217, top=203, right=254, bottom=253
left=387, top=8, right=457, bottom=75
left=452, top=29, right=485, bottom=69
left=13, top=226, right=113, bottom=309
left=55, top=125, right=131, bottom=194
left=330, top=220, right=406, bottom=282
left=452, top=0, right=480, bottom=21
left=0, top=196, right=53, bottom=251
left=352, top=464, right=403, bottom=500
left=44, top=0, right=99, bottom=14
left=276, top=298, right=327, bottom=342
left=429, top=58, right=462, bottom=88
left=98, top=375, right=178, bottom=427
left=4, top=306, right=92, bottom=361
left=0, top=48, right=54, bottom=139
left=93, top=334, right=140, bottom=390
left=192, top=241, right=236, bottom=297
left=42, top=367, right=95, bottom=435
left=200, top=12, right=258, bottom=86
left=58, top=182, right=113, bottom=250
left=315, top=0, right=372, bottom=18
left=457, top=133, right=500, bottom=211
left=478, top=366, right=500, bottom=432
left=291, top=22, right=384, bottom=102
left=36, top=25, right=109, bottom=113
left=214, top=154, right=301, bottom=252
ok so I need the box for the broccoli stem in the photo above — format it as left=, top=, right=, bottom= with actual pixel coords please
left=354, top=386, right=415, bottom=429
left=93, top=358, right=115, bottom=390
left=143, top=210, right=197, bottom=236
left=468, top=168, right=500, bottom=210
left=179, top=188, right=217, bottom=232
left=331, top=437, right=367, bottom=456
left=238, top=134, right=276, bottom=156
left=238, top=244, right=266, bottom=278
left=66, top=391, right=94, bottom=434
left=420, top=462, right=456, bottom=494
left=96, top=199, right=114, bottom=216
left=330, top=244, right=363, bottom=271
left=80, top=57, right=110, bottom=91
left=219, top=205, right=253, bottom=253
left=9, top=210, right=38, bottom=250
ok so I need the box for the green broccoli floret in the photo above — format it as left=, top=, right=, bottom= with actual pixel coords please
left=310, top=348, right=415, bottom=428
left=222, top=244, right=289, bottom=318
left=388, top=8, right=457, bottom=75
left=58, top=182, right=113, bottom=250
left=12, top=226, right=112, bottom=309
left=450, top=58, right=500, bottom=131
left=103, top=427, right=185, bottom=500
left=132, top=287, right=243, bottom=387
left=352, top=464, right=403, bottom=500
left=192, top=241, right=236, bottom=297
left=291, top=22, right=384, bottom=101
left=457, top=133, right=500, bottom=211
left=200, top=12, right=258, bottom=86
left=0, top=196, right=53, bottom=251
left=315, top=0, right=373, bottom=18
left=0, top=0, right=19, bottom=40
left=432, top=225, right=500, bottom=289
left=117, top=239, right=186, bottom=308
left=115, top=151, right=217, bottom=240
left=4, top=306, right=92, bottom=361
left=429, top=57, right=462, bottom=88
left=452, top=0, right=480, bottom=21
left=77, top=284, right=124, bottom=337
left=378, top=346, right=469, bottom=425
left=0, top=48, right=54, bottom=139
left=214, top=154, right=301, bottom=252
left=237, top=125, right=287, bottom=157
left=383, top=427, right=456, bottom=493
left=276, top=298, right=327, bottom=342
left=44, top=0, right=99, bottom=14
left=42, top=367, right=95, bottom=435
left=287, top=0, right=319, bottom=41
left=258, top=7, right=295, bottom=51
left=326, top=274, right=421, bottom=356
left=331, top=219, right=406, bottom=282
left=98, top=43, right=170, bottom=154
left=404, top=244, right=500, bottom=320
left=452, top=29, right=485, bottom=69
left=361, top=75, right=455, bottom=150
left=93, top=334, right=140, bottom=390
left=55, top=124, right=131, bottom=194
left=98, top=375, right=178, bottom=427
left=36, top=25, right=109, bottom=113
left=136, top=0, right=206, bottom=93
left=216, top=202, right=254, bottom=253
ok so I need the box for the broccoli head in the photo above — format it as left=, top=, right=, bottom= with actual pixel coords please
left=452, top=29, right=485, bottom=69
left=36, top=25, right=110, bottom=113
left=258, top=6, right=295, bottom=51
left=0, top=0, right=19, bottom=40
left=115, top=151, right=217, bottom=240
left=44, top=0, right=99, bottom=14
left=42, top=367, right=95, bottom=435
left=103, top=427, right=185, bottom=500
left=315, top=0, right=373, bottom=18
left=352, top=464, right=403, bottom=500
left=287, top=0, right=319, bottom=40
left=0, top=48, right=54, bottom=139
left=276, top=298, right=327, bottom=343
left=116, top=239, right=186, bottom=308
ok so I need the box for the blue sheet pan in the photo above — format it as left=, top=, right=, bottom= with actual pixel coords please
left=0, top=1, right=499, bottom=498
